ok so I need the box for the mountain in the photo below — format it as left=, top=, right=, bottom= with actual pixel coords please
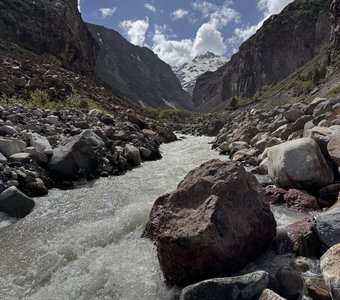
left=0, top=0, right=98, bottom=73
left=86, top=23, right=193, bottom=111
left=193, top=0, right=331, bottom=112
left=329, top=0, right=340, bottom=68
left=173, top=52, right=228, bottom=96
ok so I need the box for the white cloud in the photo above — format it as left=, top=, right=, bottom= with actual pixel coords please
left=233, top=0, right=294, bottom=43
left=152, top=25, right=193, bottom=66
left=192, top=23, right=225, bottom=57
left=258, top=0, right=294, bottom=17
left=77, top=0, right=80, bottom=12
left=192, top=0, right=240, bottom=28
left=151, top=23, right=226, bottom=66
left=144, top=3, right=156, bottom=13
left=170, top=8, right=189, bottom=21
left=120, top=18, right=149, bottom=46
left=98, top=7, right=117, bottom=19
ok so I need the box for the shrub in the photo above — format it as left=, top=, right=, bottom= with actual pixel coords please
left=158, top=109, right=192, bottom=123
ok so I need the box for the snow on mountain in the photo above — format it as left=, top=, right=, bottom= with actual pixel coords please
left=172, top=52, right=229, bottom=96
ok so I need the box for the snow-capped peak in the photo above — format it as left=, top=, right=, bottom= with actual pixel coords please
left=173, top=52, right=228, bottom=95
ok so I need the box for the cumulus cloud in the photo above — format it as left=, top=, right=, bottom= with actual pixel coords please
left=152, top=25, right=193, bottom=66
left=192, top=0, right=240, bottom=28
left=144, top=3, right=156, bottom=13
left=151, top=1, right=241, bottom=65
left=192, top=23, right=225, bottom=56
left=98, top=7, right=117, bottom=19
left=151, top=23, right=226, bottom=66
left=77, top=0, right=80, bottom=12
left=170, top=8, right=189, bottom=21
left=234, top=0, right=294, bottom=42
left=258, top=0, right=294, bottom=17
left=120, top=18, right=149, bottom=46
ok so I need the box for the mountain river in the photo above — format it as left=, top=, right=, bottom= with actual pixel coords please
left=0, top=135, right=310, bottom=300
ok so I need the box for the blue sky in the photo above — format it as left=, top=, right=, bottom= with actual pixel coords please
left=79, top=0, right=294, bottom=66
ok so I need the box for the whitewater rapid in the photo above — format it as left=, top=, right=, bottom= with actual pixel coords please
left=0, top=135, right=309, bottom=300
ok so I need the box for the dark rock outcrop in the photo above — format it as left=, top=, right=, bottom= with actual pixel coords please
left=86, top=23, right=193, bottom=110
left=0, top=0, right=98, bottom=72
left=0, top=186, right=35, bottom=218
left=329, top=0, right=340, bottom=67
left=143, top=160, right=276, bottom=286
left=193, top=0, right=331, bottom=112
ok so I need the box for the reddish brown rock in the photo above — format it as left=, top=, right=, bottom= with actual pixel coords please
left=265, top=188, right=287, bottom=204
left=283, top=189, right=319, bottom=210
left=275, top=218, right=321, bottom=257
left=305, top=277, right=331, bottom=300
left=143, top=160, right=276, bottom=286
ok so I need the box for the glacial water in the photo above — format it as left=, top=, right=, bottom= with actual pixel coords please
left=0, top=135, right=310, bottom=300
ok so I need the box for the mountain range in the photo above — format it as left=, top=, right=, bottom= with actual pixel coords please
left=173, top=52, right=228, bottom=96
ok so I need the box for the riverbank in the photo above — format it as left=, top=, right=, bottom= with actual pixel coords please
left=0, top=103, right=177, bottom=218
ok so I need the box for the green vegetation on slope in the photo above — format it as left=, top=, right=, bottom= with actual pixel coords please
left=0, top=90, right=106, bottom=112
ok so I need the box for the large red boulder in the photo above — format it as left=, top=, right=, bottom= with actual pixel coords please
left=143, top=160, right=277, bottom=286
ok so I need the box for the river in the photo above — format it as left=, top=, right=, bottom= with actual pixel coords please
left=0, top=135, right=309, bottom=300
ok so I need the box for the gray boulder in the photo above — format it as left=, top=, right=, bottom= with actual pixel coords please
left=267, top=138, right=333, bottom=190
left=284, top=109, right=303, bottom=122
left=180, top=271, right=269, bottom=300
left=30, top=133, right=53, bottom=155
left=314, top=207, right=340, bottom=249
left=49, top=130, right=104, bottom=180
left=0, top=138, right=26, bottom=158
left=0, top=186, right=35, bottom=218
left=124, top=144, right=141, bottom=166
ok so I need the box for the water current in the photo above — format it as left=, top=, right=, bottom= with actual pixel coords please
left=0, top=135, right=310, bottom=300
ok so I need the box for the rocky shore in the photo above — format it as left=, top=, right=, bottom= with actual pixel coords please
left=0, top=103, right=176, bottom=218
left=143, top=96, right=340, bottom=299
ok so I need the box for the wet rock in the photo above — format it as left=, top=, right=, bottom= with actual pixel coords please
left=144, top=160, right=276, bottom=286
left=124, top=144, right=141, bottom=166
left=0, top=186, right=35, bottom=218
left=275, top=218, right=321, bottom=257
left=49, top=130, right=104, bottom=180
left=320, top=243, right=340, bottom=300
left=0, top=138, right=26, bottom=158
left=314, top=207, right=340, bottom=249
left=267, top=138, right=333, bottom=191
left=276, top=267, right=306, bottom=299
left=259, top=289, right=285, bottom=300
left=283, top=189, right=319, bottom=210
left=179, top=271, right=269, bottom=300
left=305, top=277, right=331, bottom=300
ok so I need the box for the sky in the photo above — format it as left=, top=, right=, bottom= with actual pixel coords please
left=78, top=0, right=294, bottom=66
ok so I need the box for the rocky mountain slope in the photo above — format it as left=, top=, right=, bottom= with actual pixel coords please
left=173, top=52, right=228, bottom=96
left=329, top=0, right=340, bottom=68
left=0, top=0, right=98, bottom=73
left=193, top=0, right=331, bottom=112
left=86, top=23, right=193, bottom=110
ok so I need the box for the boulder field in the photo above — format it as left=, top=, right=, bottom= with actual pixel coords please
left=0, top=104, right=176, bottom=218
left=156, top=97, right=340, bottom=298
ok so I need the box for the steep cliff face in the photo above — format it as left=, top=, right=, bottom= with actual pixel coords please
left=0, top=0, right=98, bottom=72
left=329, top=0, right=340, bottom=67
left=87, top=23, right=193, bottom=110
left=193, top=0, right=331, bottom=112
